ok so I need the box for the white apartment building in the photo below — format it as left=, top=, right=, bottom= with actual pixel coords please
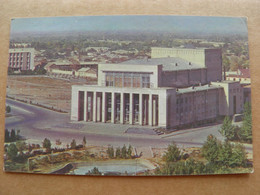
left=8, top=48, right=35, bottom=71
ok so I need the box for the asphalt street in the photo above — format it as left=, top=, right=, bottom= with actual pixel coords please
left=5, top=99, right=249, bottom=152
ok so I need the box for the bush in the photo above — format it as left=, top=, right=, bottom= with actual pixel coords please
left=163, top=142, right=181, bottom=163
left=106, top=146, right=114, bottom=159
left=7, top=144, right=18, bottom=161
left=70, top=139, right=77, bottom=149
left=86, top=167, right=102, bottom=175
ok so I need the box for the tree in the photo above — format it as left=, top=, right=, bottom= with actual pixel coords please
left=5, top=129, right=10, bottom=142
left=16, top=141, right=27, bottom=153
left=87, top=167, right=102, bottom=175
left=219, top=116, right=236, bottom=141
left=127, top=145, right=133, bottom=159
left=218, top=141, right=233, bottom=167
left=71, top=139, right=77, bottom=149
left=222, top=55, right=231, bottom=71
left=239, top=102, right=252, bottom=143
left=106, top=146, right=114, bottom=159
left=202, top=135, right=220, bottom=163
left=163, top=142, right=181, bottom=163
left=121, top=145, right=127, bottom=159
left=43, top=138, right=51, bottom=152
left=83, top=136, right=87, bottom=147
left=6, top=105, right=11, bottom=113
left=115, top=147, right=121, bottom=158
left=35, top=67, right=46, bottom=75
left=10, top=129, right=16, bottom=142
left=7, top=144, right=18, bottom=161
left=230, top=55, right=244, bottom=71
left=229, top=144, right=246, bottom=167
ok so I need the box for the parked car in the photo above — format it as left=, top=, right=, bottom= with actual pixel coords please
left=232, top=114, right=244, bottom=127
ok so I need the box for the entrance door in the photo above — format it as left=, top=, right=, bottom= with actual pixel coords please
left=78, top=91, right=84, bottom=121
left=233, top=95, right=237, bottom=114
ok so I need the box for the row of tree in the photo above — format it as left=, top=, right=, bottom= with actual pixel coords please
left=106, top=145, right=133, bottom=159
left=42, top=136, right=87, bottom=152
left=156, top=134, right=248, bottom=175
left=202, top=135, right=247, bottom=168
left=5, top=129, right=21, bottom=143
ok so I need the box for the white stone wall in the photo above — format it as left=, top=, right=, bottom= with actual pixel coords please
left=98, top=63, right=161, bottom=88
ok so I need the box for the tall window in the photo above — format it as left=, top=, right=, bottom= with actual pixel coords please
left=124, top=73, right=132, bottom=87
left=105, top=72, right=114, bottom=86
left=133, top=74, right=141, bottom=88
left=142, top=74, right=150, bottom=88
left=114, top=73, right=123, bottom=87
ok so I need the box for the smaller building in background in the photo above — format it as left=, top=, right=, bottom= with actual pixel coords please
left=8, top=48, right=35, bottom=71
left=226, top=68, right=251, bottom=84
left=76, top=67, right=97, bottom=79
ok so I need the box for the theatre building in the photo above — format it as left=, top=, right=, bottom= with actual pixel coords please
left=71, top=47, right=245, bottom=129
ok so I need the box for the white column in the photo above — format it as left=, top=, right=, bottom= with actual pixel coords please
left=158, top=92, right=167, bottom=127
left=139, top=94, right=143, bottom=125
left=149, top=94, right=153, bottom=126
left=84, top=91, right=87, bottom=121
left=153, top=98, right=157, bottom=126
left=129, top=93, right=133, bottom=125
left=97, top=96, right=101, bottom=122
left=70, top=87, right=79, bottom=121
left=93, top=91, right=97, bottom=122
left=111, top=92, right=115, bottom=123
left=120, top=93, right=124, bottom=124
left=102, top=92, right=106, bottom=122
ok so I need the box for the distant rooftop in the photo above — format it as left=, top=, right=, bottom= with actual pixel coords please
left=48, top=60, right=98, bottom=66
left=9, top=48, right=35, bottom=52
left=120, top=57, right=203, bottom=71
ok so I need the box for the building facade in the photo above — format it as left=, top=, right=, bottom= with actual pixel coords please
left=8, top=48, right=35, bottom=71
left=71, top=47, right=246, bottom=129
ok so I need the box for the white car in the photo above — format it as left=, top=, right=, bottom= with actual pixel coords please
left=232, top=114, right=244, bottom=127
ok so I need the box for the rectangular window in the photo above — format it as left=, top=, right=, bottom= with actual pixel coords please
left=114, top=73, right=123, bottom=87
left=133, top=74, right=141, bottom=88
left=141, top=74, right=150, bottom=88
left=105, top=72, right=114, bottom=87
left=124, top=73, right=132, bottom=87
left=105, top=72, right=151, bottom=88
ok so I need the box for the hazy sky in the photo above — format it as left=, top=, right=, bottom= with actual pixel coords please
left=10, top=15, right=248, bottom=35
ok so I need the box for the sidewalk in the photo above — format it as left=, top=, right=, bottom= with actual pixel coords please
left=69, top=121, right=159, bottom=139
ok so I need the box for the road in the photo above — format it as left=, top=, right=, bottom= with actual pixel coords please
left=5, top=99, right=240, bottom=151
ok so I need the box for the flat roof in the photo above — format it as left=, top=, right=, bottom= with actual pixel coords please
left=9, top=48, right=35, bottom=52
left=177, top=84, right=222, bottom=94
left=119, top=57, right=203, bottom=71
